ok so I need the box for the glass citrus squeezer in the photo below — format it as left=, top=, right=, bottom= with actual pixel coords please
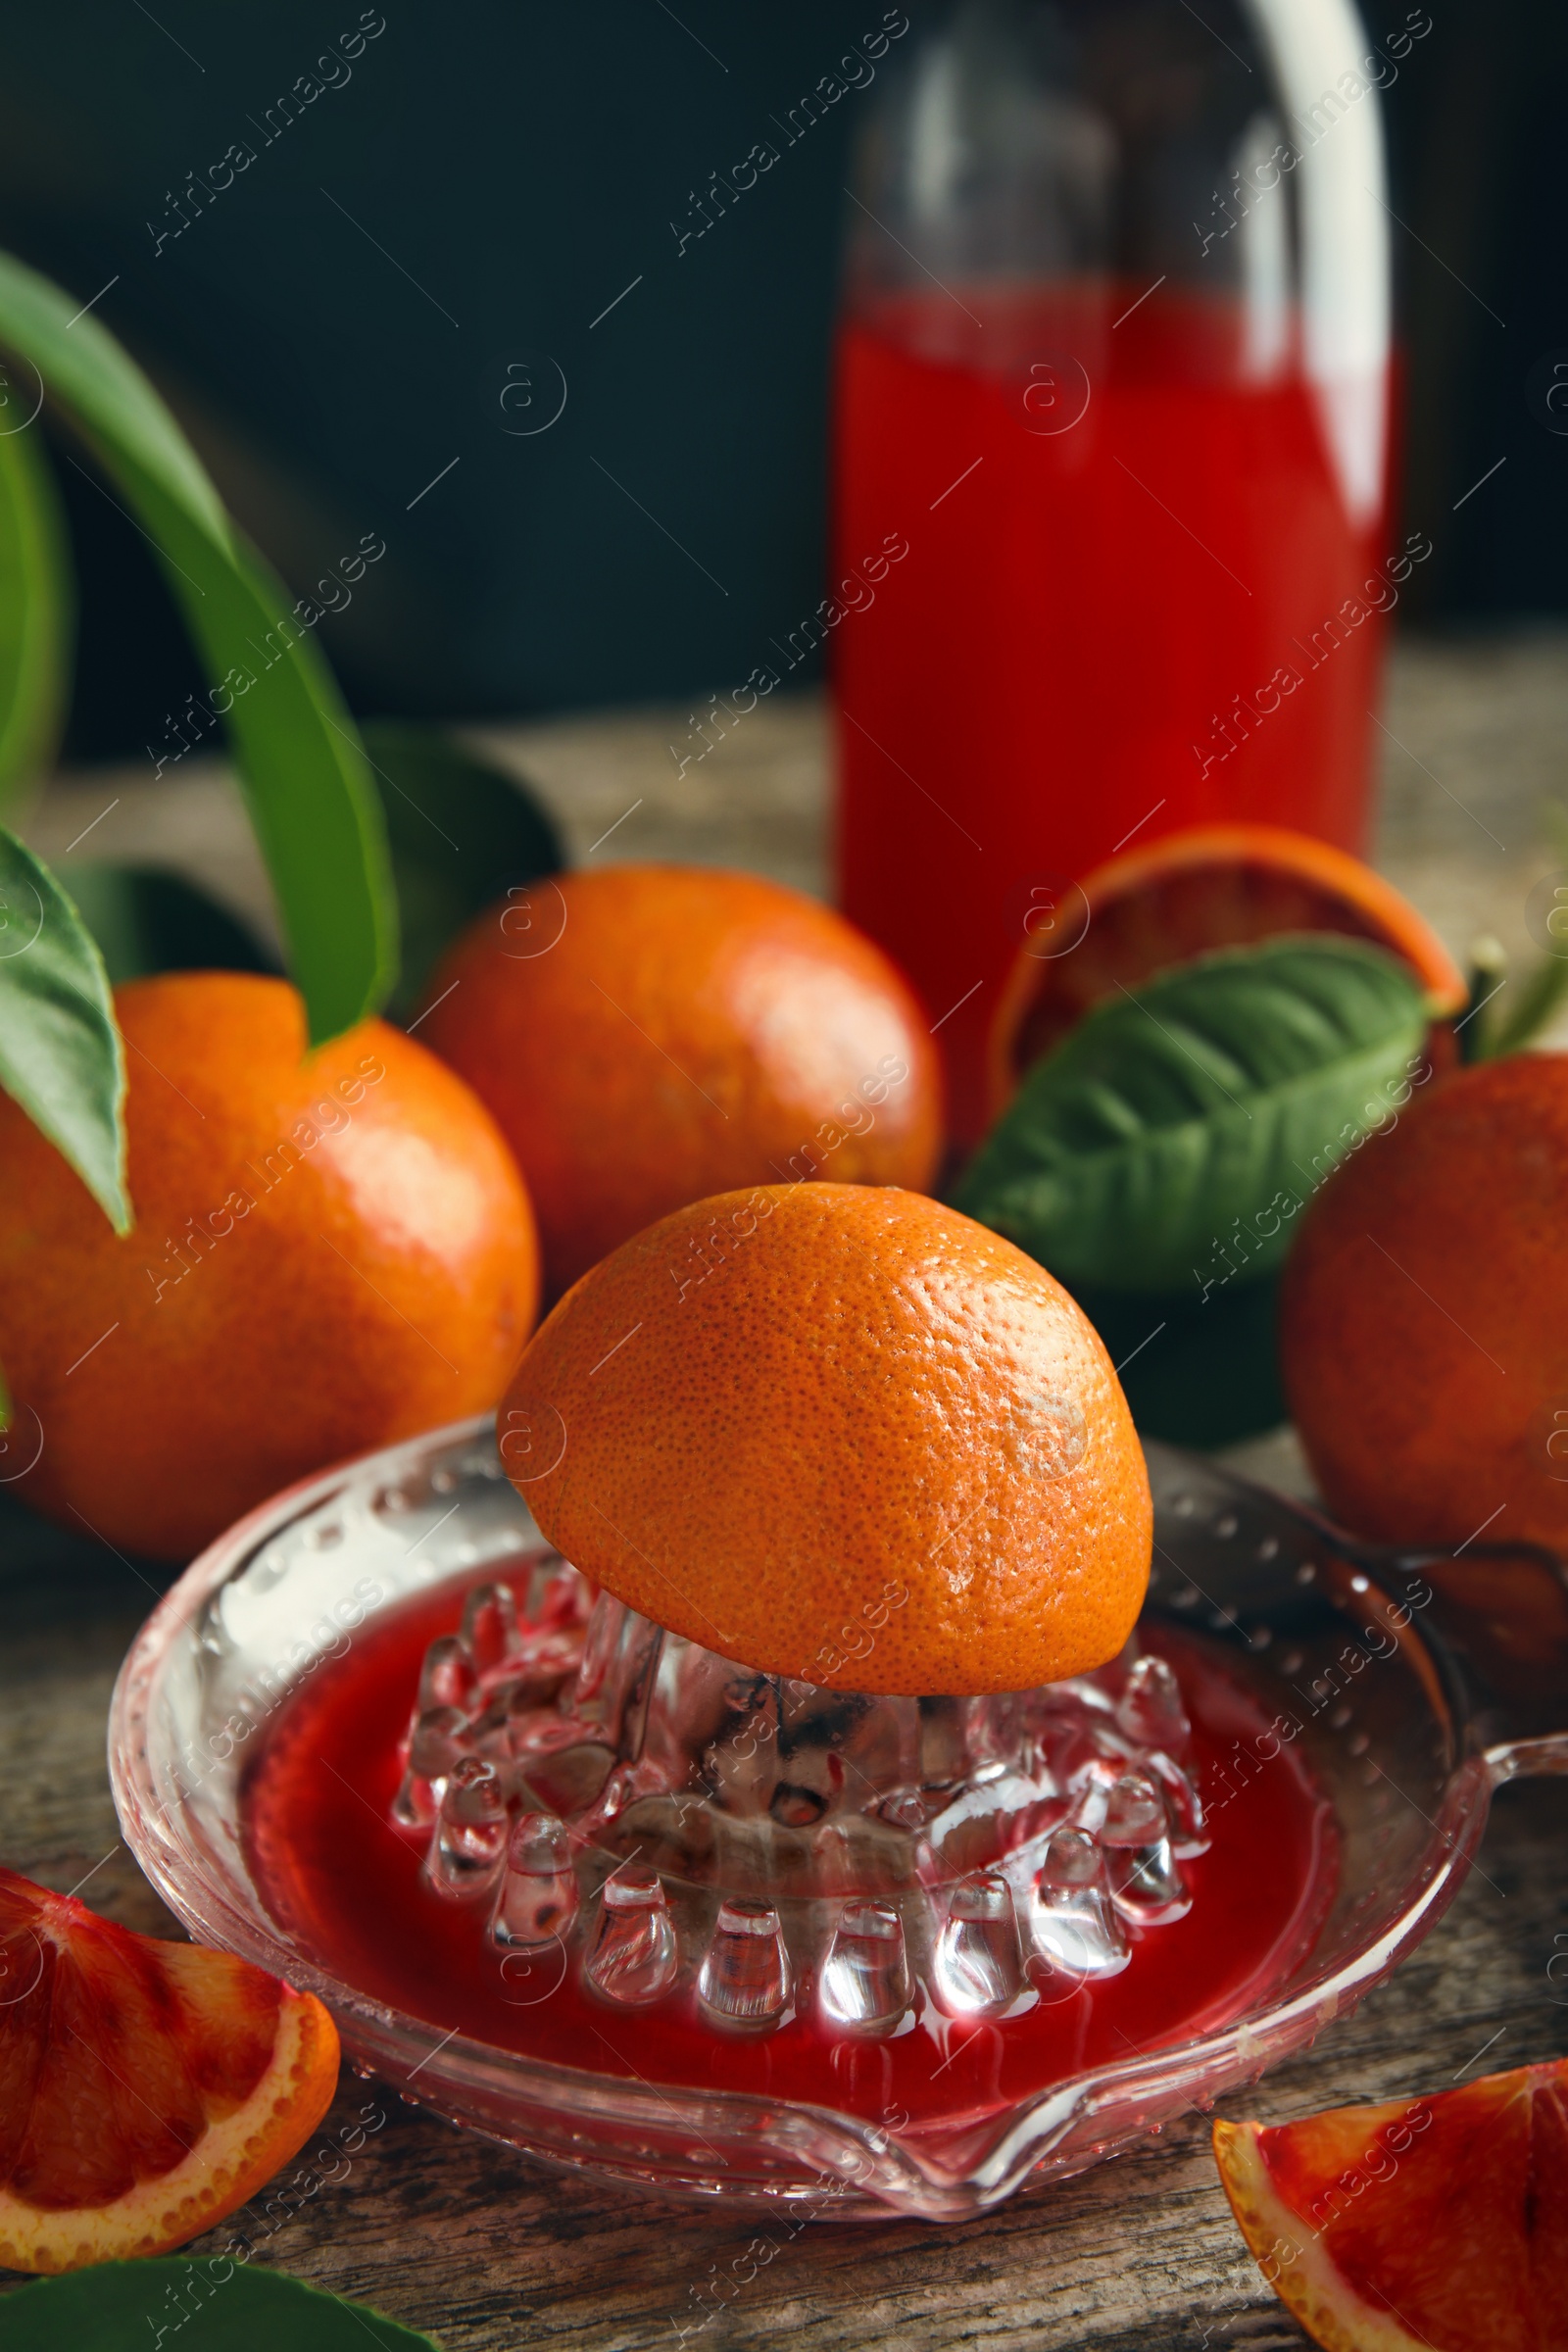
left=110, top=1414, right=1568, bottom=2221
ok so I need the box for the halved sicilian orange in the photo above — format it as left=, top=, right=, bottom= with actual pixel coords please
left=1213, top=2060, right=1568, bottom=2350
left=0, top=1866, right=340, bottom=2275
left=988, top=823, right=1468, bottom=1119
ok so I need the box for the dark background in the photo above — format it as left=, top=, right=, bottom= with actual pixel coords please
left=0, top=0, right=1560, bottom=760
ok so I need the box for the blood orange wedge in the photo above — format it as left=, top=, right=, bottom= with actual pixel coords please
left=1213, top=2061, right=1568, bottom=2351
left=988, top=823, right=1467, bottom=1119
left=0, top=1867, right=340, bottom=2275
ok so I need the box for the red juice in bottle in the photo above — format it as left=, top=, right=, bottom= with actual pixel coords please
left=832, top=283, right=1394, bottom=1143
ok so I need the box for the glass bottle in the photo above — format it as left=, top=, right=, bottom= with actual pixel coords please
left=832, top=0, right=1399, bottom=1141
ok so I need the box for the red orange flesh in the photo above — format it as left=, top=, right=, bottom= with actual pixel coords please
left=0, top=1868, right=340, bottom=2275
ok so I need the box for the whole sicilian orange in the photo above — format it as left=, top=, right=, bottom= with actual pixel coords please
left=1280, top=1053, right=1568, bottom=1548
left=505, top=1182, right=1151, bottom=1694
left=418, top=863, right=942, bottom=1297
left=0, top=972, right=539, bottom=1559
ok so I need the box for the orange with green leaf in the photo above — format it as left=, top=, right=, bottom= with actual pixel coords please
left=0, top=971, right=538, bottom=1559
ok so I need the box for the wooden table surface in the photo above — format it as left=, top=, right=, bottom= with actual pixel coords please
left=6, top=641, right=1568, bottom=2348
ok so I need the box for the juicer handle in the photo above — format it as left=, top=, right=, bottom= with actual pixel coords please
left=1376, top=1542, right=1568, bottom=1784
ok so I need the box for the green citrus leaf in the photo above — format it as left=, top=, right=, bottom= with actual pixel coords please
left=1479, top=948, right=1568, bottom=1060
left=1068, top=1270, right=1286, bottom=1446
left=0, top=406, right=71, bottom=809
left=0, top=823, right=126, bottom=1232
left=68, top=861, right=276, bottom=984
left=361, top=721, right=564, bottom=1017
left=952, top=936, right=1432, bottom=1295
left=0, top=246, right=396, bottom=1043
left=0, top=2259, right=441, bottom=2350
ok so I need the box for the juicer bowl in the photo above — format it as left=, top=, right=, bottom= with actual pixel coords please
left=109, top=1415, right=1568, bottom=2222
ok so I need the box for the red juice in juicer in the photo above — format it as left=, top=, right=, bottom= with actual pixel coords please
left=832, top=0, right=1396, bottom=1141
left=243, top=1563, right=1333, bottom=2134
